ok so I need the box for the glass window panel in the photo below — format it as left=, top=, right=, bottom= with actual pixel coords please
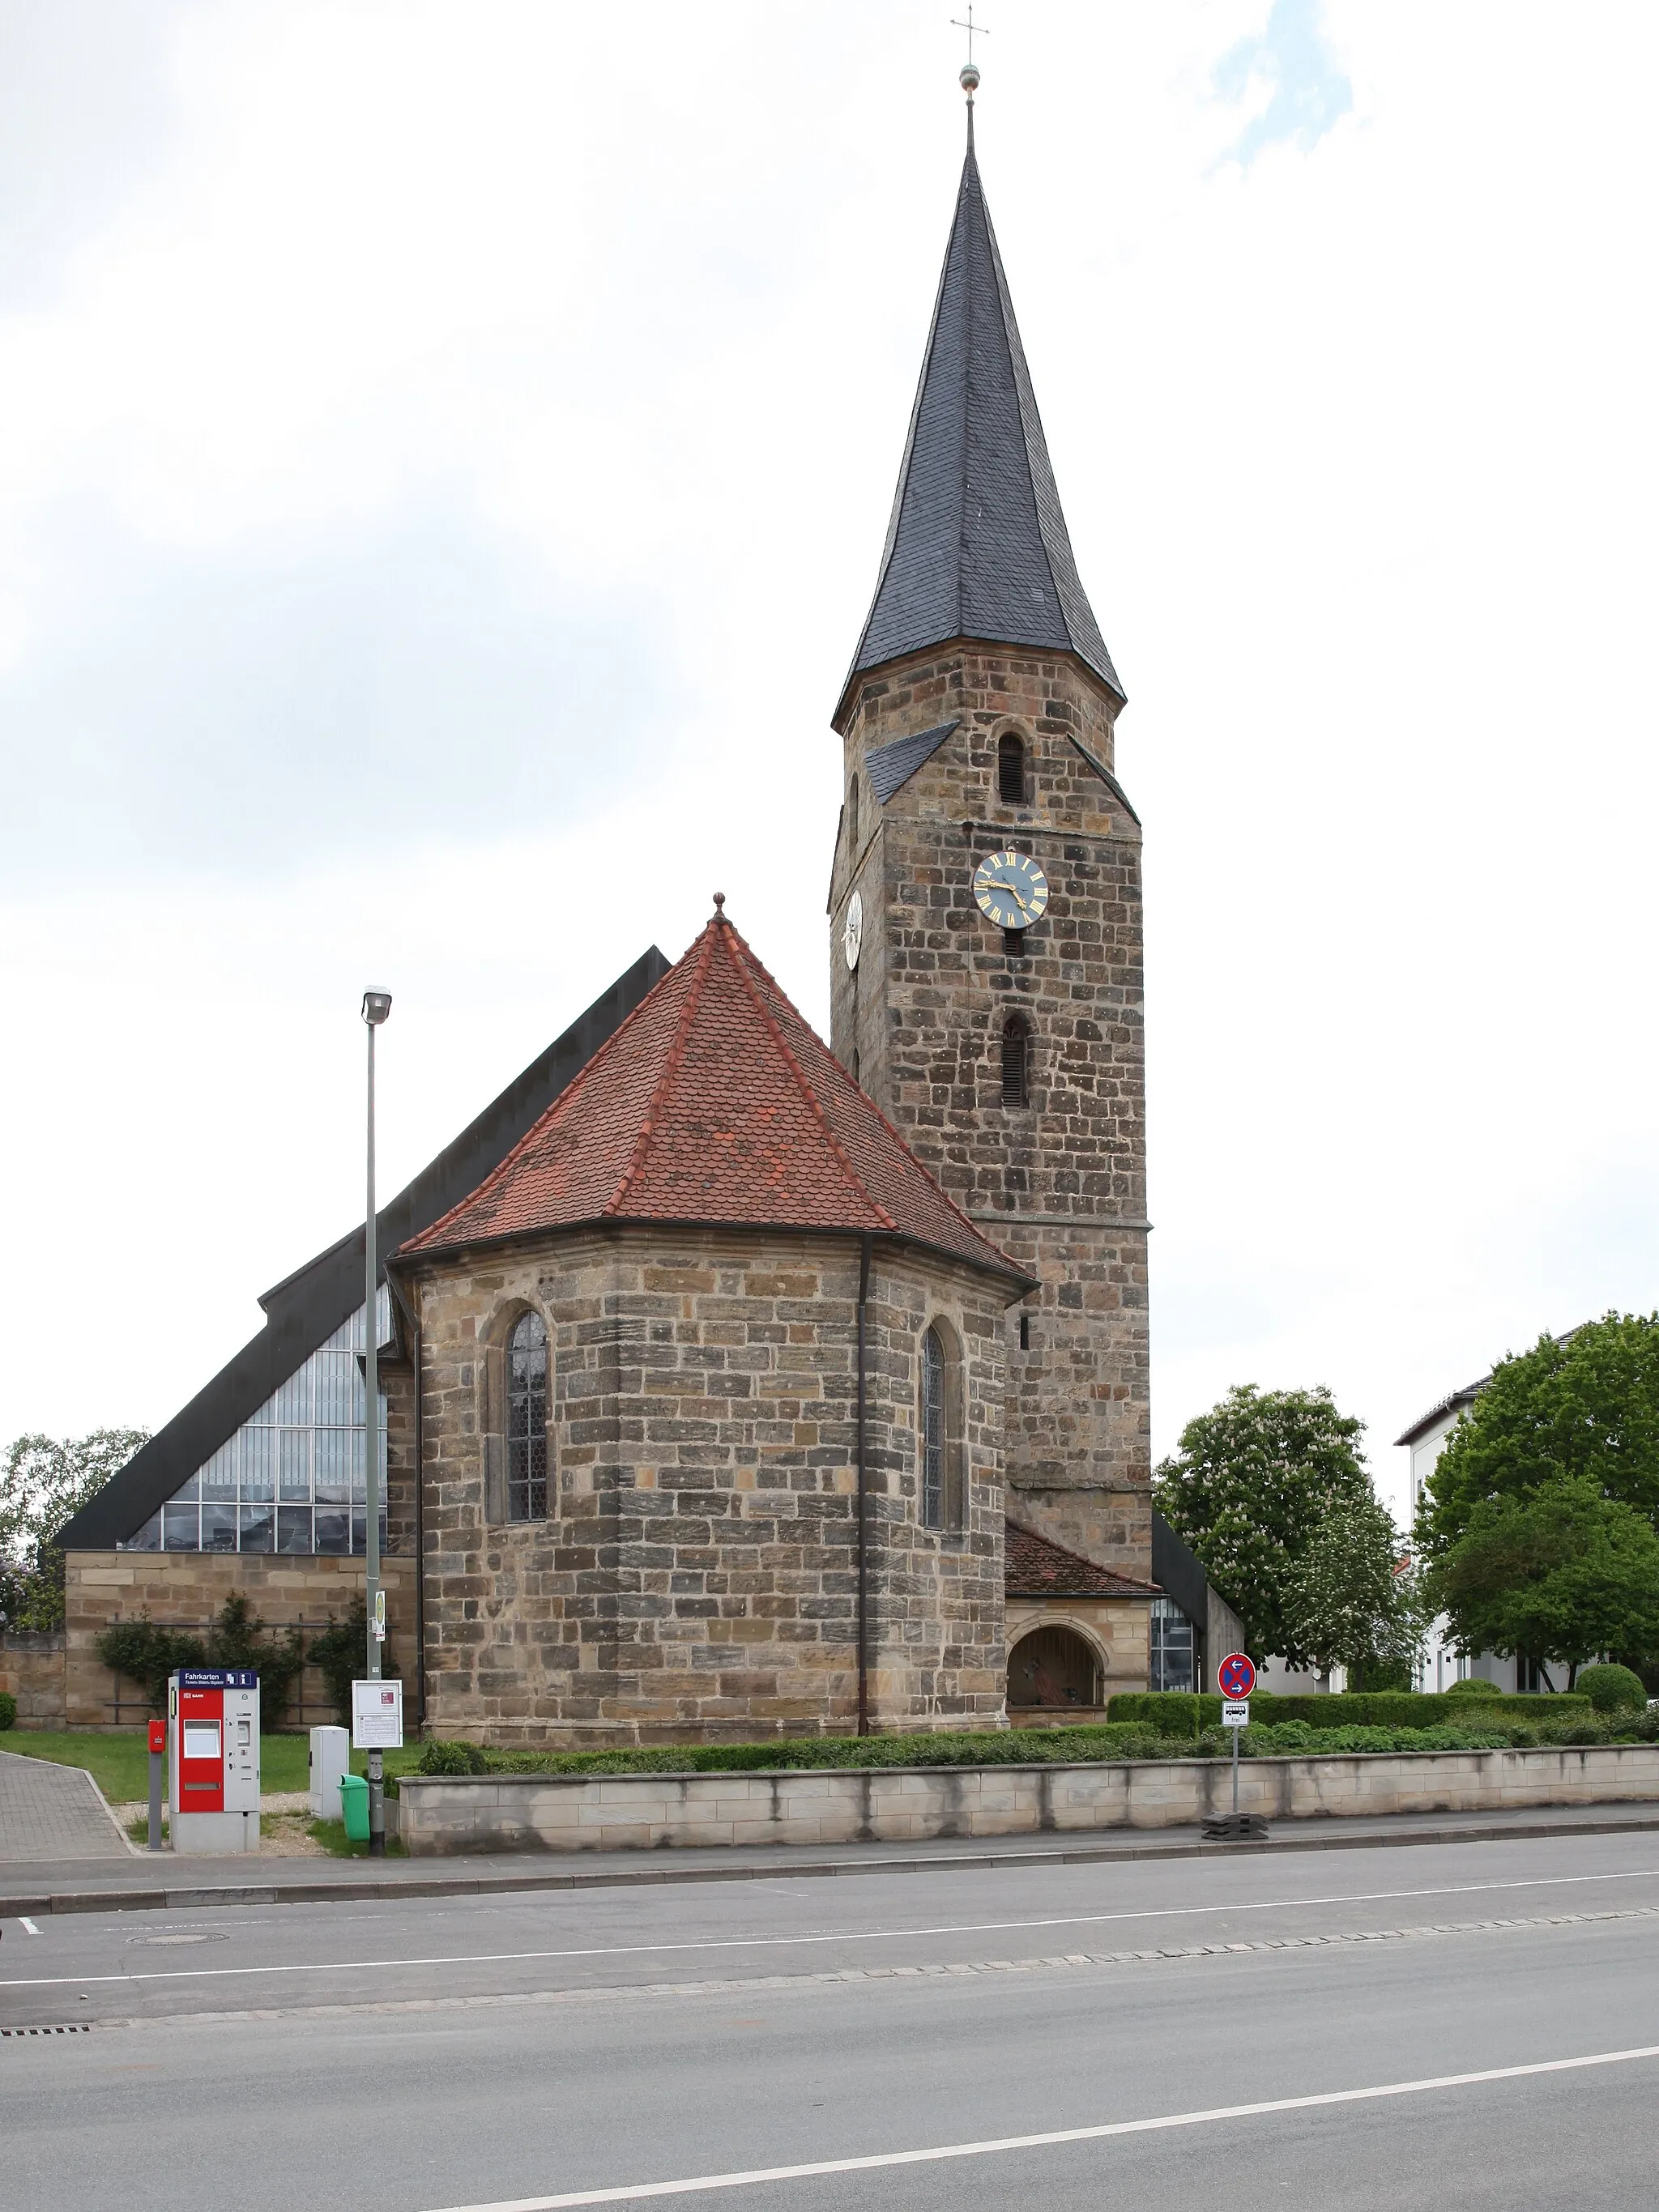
left=351, top=1510, right=367, bottom=1554
left=200, top=1443, right=237, bottom=1499
left=314, top=1430, right=351, bottom=1502
left=164, top=1502, right=200, bottom=1549
left=238, top=1503, right=275, bottom=1553
left=174, top=1472, right=201, bottom=1502
left=240, top=1428, right=275, bottom=1501
left=200, top=1503, right=239, bottom=1553
left=277, top=1506, right=313, bottom=1554
left=246, top=1388, right=279, bottom=1427
left=274, top=1365, right=312, bottom=1426
left=279, top=1430, right=310, bottom=1498
left=313, top=1508, right=351, bottom=1556
left=124, top=1512, right=162, bottom=1553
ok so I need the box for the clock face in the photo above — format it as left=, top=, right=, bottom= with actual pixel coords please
left=843, top=889, right=864, bottom=970
left=972, top=849, right=1049, bottom=931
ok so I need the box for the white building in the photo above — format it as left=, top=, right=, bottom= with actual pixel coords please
left=1398, top=1367, right=1559, bottom=1694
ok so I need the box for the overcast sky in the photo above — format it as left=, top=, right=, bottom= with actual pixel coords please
left=3, top=1, right=1656, bottom=1523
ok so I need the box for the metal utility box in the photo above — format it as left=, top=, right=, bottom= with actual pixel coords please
left=309, top=1724, right=351, bottom=1819
left=168, top=1668, right=260, bottom=1854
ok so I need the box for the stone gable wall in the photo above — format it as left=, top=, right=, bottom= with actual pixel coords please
left=404, top=1225, right=1013, bottom=1746
left=60, top=1553, right=414, bottom=1730
left=829, top=643, right=1150, bottom=1577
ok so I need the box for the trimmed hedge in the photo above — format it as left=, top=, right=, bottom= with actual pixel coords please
left=415, top=1703, right=1652, bottom=1780
left=0, top=1690, right=15, bottom=1731
left=1105, top=1690, right=1593, bottom=1733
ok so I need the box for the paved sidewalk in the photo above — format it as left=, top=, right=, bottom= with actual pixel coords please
left=0, top=1750, right=131, bottom=1864
left=4, top=1797, right=1658, bottom=1918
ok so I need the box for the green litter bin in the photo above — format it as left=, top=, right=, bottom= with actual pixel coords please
left=339, top=1772, right=369, bottom=1843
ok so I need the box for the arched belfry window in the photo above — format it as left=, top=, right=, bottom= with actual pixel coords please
left=1001, top=1013, right=1030, bottom=1108
left=506, top=1311, right=548, bottom=1521
left=847, top=774, right=860, bottom=855
left=997, top=731, right=1028, bottom=805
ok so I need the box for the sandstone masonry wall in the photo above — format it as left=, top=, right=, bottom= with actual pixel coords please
left=62, top=1553, right=414, bottom=1729
left=403, top=1225, right=1013, bottom=1747
left=829, top=643, right=1150, bottom=1578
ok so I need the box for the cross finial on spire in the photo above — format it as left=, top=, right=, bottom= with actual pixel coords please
left=952, top=3, right=987, bottom=111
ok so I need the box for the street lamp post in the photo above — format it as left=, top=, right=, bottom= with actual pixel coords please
left=361, top=987, right=392, bottom=1856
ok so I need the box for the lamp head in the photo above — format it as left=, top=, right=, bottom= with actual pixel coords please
left=361, top=989, right=393, bottom=1026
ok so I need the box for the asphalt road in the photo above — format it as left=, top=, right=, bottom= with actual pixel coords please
left=6, top=1829, right=1659, bottom=2210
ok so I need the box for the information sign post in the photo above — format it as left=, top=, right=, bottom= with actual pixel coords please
left=1204, top=1653, right=1266, bottom=1843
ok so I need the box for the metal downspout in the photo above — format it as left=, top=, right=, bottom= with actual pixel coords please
left=856, top=1233, right=872, bottom=1737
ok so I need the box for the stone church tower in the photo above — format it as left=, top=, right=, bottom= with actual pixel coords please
left=828, top=110, right=1150, bottom=1586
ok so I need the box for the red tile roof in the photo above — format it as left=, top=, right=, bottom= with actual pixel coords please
left=1004, top=1522, right=1162, bottom=1599
left=401, top=905, right=1029, bottom=1285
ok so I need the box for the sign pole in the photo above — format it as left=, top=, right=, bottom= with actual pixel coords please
left=147, top=1718, right=165, bottom=1850
left=361, top=990, right=392, bottom=1858
left=1232, top=1709, right=1240, bottom=1814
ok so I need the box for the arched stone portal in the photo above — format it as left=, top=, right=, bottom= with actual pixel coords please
left=1006, top=1624, right=1103, bottom=1714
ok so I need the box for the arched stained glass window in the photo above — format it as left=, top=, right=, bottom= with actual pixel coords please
left=506, top=1310, right=548, bottom=1521
left=921, top=1324, right=946, bottom=1530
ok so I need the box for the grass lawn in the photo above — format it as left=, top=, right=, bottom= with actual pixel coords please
left=2, top=1730, right=424, bottom=1802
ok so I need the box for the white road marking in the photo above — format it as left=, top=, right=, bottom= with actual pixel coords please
left=424, top=2043, right=1659, bottom=2208
left=19, top=1919, right=41, bottom=1935
left=4, top=1865, right=1657, bottom=1993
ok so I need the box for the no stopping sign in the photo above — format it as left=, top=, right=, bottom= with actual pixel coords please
left=1218, top=1652, right=1256, bottom=1700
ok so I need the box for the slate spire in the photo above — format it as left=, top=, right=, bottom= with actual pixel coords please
left=839, top=121, right=1124, bottom=718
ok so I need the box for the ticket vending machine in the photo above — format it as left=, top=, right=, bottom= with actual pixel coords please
left=168, top=1668, right=260, bottom=1854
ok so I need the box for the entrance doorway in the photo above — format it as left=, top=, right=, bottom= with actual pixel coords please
left=1007, top=1626, right=1103, bottom=1711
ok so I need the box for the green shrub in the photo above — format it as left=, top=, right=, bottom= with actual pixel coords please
left=305, top=1599, right=401, bottom=1733
left=1575, top=1664, right=1648, bottom=1715
left=94, top=1617, right=207, bottom=1714
left=0, top=1690, right=15, bottom=1731
left=1445, top=1676, right=1503, bottom=1696
left=419, top=1737, right=489, bottom=1775
left=95, top=1597, right=304, bottom=1724
left=1107, top=1689, right=1592, bottom=1733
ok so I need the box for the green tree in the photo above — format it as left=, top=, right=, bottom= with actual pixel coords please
left=0, top=1429, right=150, bottom=1630
left=1154, top=1384, right=1372, bottom=1666
left=1424, top=1475, right=1659, bottom=1688
left=1278, top=1491, right=1422, bottom=1683
left=1415, top=1314, right=1659, bottom=1563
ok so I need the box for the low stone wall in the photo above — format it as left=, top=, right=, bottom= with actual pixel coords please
left=0, top=1630, right=66, bottom=1728
left=397, top=1744, right=1659, bottom=1856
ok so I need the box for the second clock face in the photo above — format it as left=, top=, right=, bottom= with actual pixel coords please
left=843, top=889, right=864, bottom=970
left=973, top=849, right=1050, bottom=931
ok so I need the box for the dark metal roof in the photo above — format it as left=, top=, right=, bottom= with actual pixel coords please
left=837, top=131, right=1124, bottom=727
left=1151, top=1510, right=1211, bottom=1630
left=58, top=948, right=670, bottom=1549
left=865, top=720, right=960, bottom=804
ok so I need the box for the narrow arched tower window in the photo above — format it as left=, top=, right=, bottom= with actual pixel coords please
left=1001, top=1013, right=1030, bottom=1108
left=506, top=1310, right=548, bottom=1520
left=921, top=1324, right=946, bottom=1529
left=847, top=774, right=860, bottom=855
left=997, top=731, right=1027, bottom=804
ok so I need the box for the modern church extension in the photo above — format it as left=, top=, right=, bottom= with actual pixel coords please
left=57, top=92, right=1233, bottom=1742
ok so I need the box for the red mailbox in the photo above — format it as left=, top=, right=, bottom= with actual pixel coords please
left=148, top=1719, right=166, bottom=1756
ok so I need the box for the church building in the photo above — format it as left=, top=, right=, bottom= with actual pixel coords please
left=54, top=93, right=1225, bottom=1744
